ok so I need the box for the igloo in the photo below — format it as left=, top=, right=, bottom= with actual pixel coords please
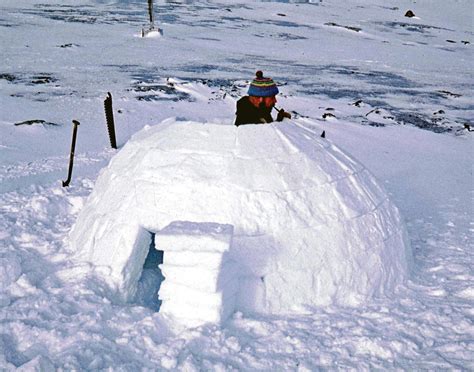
left=70, top=119, right=412, bottom=324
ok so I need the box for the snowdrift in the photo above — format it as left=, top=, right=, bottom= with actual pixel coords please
left=70, top=119, right=412, bottom=323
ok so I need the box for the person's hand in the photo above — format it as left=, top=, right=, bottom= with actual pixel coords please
left=277, top=109, right=292, bottom=122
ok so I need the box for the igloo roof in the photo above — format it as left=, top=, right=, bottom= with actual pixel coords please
left=70, top=119, right=412, bottom=315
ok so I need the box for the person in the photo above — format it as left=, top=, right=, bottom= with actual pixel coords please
left=235, top=71, right=291, bottom=126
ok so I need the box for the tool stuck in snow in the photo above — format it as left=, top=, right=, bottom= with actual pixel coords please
left=104, top=92, right=117, bottom=149
left=141, top=0, right=163, bottom=37
left=62, top=120, right=80, bottom=187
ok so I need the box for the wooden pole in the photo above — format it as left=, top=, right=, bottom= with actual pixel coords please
left=148, top=0, right=154, bottom=28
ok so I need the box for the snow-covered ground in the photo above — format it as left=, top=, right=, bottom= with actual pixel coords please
left=1, top=0, right=473, bottom=369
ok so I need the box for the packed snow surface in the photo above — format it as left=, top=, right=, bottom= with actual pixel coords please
left=1, top=0, right=473, bottom=370
left=71, top=119, right=412, bottom=316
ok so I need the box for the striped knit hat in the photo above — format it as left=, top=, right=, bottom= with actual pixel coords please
left=247, top=71, right=279, bottom=97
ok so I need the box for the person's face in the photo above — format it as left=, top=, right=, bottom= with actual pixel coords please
left=262, top=96, right=277, bottom=108
left=251, top=95, right=277, bottom=109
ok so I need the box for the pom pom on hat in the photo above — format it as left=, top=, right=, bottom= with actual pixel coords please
left=248, top=71, right=279, bottom=97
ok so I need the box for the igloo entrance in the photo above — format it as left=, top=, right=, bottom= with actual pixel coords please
left=130, top=221, right=239, bottom=326
left=134, top=232, right=164, bottom=311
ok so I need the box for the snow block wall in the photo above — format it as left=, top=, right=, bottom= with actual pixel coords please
left=156, top=221, right=237, bottom=327
left=70, top=119, right=412, bottom=318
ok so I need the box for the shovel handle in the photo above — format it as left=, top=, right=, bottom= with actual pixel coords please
left=62, top=120, right=80, bottom=187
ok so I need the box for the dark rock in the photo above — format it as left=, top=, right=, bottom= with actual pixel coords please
left=365, top=109, right=394, bottom=121
left=324, top=22, right=361, bottom=32
left=383, top=21, right=440, bottom=33
left=58, top=43, right=79, bottom=48
left=367, top=122, right=385, bottom=127
left=345, top=25, right=361, bottom=33
left=437, top=90, right=462, bottom=98
left=405, top=10, right=415, bottom=18
left=433, top=109, right=445, bottom=115
left=352, top=99, right=363, bottom=107
left=366, top=109, right=381, bottom=116
left=461, top=40, right=470, bottom=45
left=291, top=110, right=308, bottom=119
left=396, top=112, right=451, bottom=133
left=0, top=73, right=17, bottom=82
left=322, top=112, right=336, bottom=119
left=14, top=119, right=60, bottom=126
left=30, top=75, right=56, bottom=85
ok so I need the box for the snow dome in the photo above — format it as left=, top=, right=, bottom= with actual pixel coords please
left=70, top=119, right=412, bottom=323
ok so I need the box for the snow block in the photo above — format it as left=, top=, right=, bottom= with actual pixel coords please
left=70, top=120, right=412, bottom=320
left=154, top=221, right=234, bottom=253
left=156, top=221, right=238, bottom=326
left=159, top=262, right=238, bottom=292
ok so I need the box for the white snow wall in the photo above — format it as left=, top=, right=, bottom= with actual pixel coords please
left=69, top=119, right=412, bottom=315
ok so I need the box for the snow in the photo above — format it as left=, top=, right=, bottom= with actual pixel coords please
left=1, top=0, right=473, bottom=369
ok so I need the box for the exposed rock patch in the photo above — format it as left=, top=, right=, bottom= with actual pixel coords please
left=325, top=22, right=361, bottom=32
left=0, top=73, right=17, bottom=82
left=14, top=119, right=60, bottom=127
left=57, top=43, right=80, bottom=48
left=437, top=90, right=462, bottom=98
